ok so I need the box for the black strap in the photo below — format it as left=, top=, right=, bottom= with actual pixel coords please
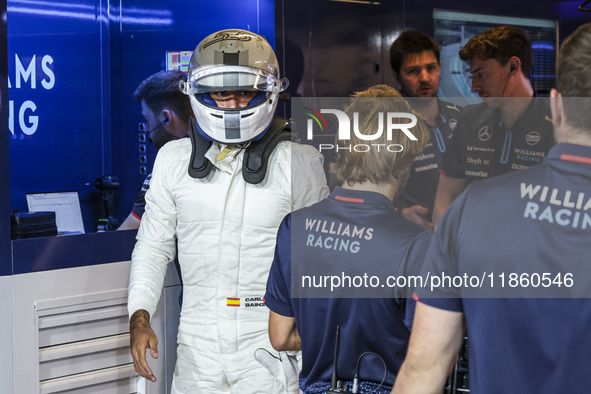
left=187, top=116, right=291, bottom=184
left=242, top=117, right=291, bottom=184
left=187, top=117, right=214, bottom=179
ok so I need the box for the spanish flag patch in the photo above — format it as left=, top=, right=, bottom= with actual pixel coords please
left=227, top=297, right=240, bottom=307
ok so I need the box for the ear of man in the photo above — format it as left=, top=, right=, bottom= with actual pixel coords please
left=160, top=109, right=173, bottom=129
left=161, top=109, right=171, bottom=123
left=508, top=56, right=521, bottom=74
left=549, top=88, right=563, bottom=129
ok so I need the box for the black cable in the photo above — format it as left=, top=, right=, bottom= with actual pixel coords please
left=351, top=352, right=387, bottom=394
left=331, top=325, right=341, bottom=391
left=579, top=0, right=591, bottom=12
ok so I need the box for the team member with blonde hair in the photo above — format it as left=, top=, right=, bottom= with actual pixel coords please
left=265, top=85, right=433, bottom=393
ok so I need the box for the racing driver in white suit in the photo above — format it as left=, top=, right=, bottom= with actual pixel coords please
left=127, top=29, right=329, bottom=393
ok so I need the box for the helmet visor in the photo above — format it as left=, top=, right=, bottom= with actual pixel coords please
left=186, top=65, right=279, bottom=94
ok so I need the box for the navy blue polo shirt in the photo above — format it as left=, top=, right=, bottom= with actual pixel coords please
left=265, top=187, right=432, bottom=393
left=396, top=100, right=461, bottom=216
left=420, top=143, right=591, bottom=393
left=441, top=98, right=553, bottom=183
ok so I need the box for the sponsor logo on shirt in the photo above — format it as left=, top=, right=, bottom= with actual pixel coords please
left=415, top=163, right=438, bottom=172
left=467, top=146, right=495, bottom=153
left=525, top=131, right=541, bottom=146
left=445, top=103, right=461, bottom=113
left=413, top=152, right=435, bottom=162
left=521, top=183, right=591, bottom=229
left=514, top=148, right=545, bottom=165
left=478, top=126, right=493, bottom=142
left=448, top=118, right=458, bottom=131
left=514, top=148, right=546, bottom=157
left=465, top=170, right=488, bottom=178
left=465, top=157, right=491, bottom=167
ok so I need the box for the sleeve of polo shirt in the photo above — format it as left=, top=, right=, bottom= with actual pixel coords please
left=264, top=214, right=295, bottom=317
left=398, top=230, right=434, bottom=327
left=416, top=190, right=472, bottom=312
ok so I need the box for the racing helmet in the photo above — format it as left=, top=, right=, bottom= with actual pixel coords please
left=180, top=29, right=288, bottom=144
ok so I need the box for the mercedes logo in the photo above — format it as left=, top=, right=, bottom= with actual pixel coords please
left=478, top=126, right=492, bottom=142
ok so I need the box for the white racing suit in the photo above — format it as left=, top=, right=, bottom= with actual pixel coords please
left=128, top=138, right=328, bottom=393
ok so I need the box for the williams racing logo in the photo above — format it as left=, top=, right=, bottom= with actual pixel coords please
left=521, top=183, right=591, bottom=230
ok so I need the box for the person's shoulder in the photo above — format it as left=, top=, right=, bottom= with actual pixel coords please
left=439, top=99, right=463, bottom=114
left=291, top=195, right=329, bottom=216
left=531, top=97, right=553, bottom=126
left=533, top=95, right=550, bottom=108
left=465, top=163, right=545, bottom=199
left=288, top=140, right=321, bottom=153
left=157, top=138, right=192, bottom=160
left=460, top=101, right=493, bottom=123
left=284, top=141, right=324, bottom=162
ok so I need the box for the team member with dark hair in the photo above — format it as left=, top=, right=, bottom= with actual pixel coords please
left=393, top=23, right=591, bottom=394
left=265, top=86, right=432, bottom=393
left=390, top=30, right=461, bottom=231
left=119, top=69, right=193, bottom=230
left=433, top=25, right=554, bottom=226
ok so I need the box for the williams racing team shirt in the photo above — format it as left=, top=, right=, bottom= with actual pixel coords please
left=419, top=143, right=591, bottom=393
left=396, top=100, right=461, bottom=215
left=265, top=187, right=432, bottom=393
left=441, top=98, right=553, bottom=183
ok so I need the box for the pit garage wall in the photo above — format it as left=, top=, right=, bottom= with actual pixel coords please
left=8, top=0, right=275, bottom=233
left=2, top=1, right=274, bottom=392
left=1, top=0, right=12, bottom=391
left=8, top=232, right=182, bottom=394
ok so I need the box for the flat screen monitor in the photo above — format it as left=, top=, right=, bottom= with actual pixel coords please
left=166, top=50, right=192, bottom=72
left=433, top=9, right=558, bottom=102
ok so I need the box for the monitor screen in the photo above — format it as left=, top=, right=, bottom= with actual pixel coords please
left=166, top=50, right=192, bottom=72
left=433, top=9, right=557, bottom=102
